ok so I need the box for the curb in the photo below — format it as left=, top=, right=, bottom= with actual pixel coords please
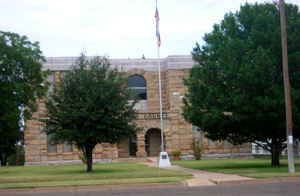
left=211, top=177, right=300, bottom=185
left=0, top=182, right=185, bottom=193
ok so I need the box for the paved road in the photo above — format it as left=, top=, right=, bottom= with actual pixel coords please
left=1, top=182, right=300, bottom=196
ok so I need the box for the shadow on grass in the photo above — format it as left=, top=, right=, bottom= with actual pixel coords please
left=174, top=158, right=300, bottom=177
left=203, top=161, right=300, bottom=170
left=56, top=168, right=125, bottom=175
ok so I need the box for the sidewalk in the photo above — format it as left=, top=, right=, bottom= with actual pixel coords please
left=142, top=160, right=253, bottom=187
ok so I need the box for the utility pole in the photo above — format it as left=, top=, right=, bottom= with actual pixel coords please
left=279, top=0, right=295, bottom=173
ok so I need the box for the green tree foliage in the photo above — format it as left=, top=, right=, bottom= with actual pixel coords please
left=0, top=31, right=47, bottom=166
left=183, top=2, right=300, bottom=167
left=43, top=53, right=139, bottom=172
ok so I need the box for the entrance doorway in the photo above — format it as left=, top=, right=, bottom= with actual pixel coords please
left=145, top=128, right=163, bottom=157
left=129, top=136, right=137, bottom=157
left=118, top=135, right=137, bottom=158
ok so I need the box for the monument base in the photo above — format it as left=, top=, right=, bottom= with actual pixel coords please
left=157, top=151, right=171, bottom=168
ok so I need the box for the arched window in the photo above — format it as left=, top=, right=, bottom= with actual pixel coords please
left=127, top=75, right=147, bottom=100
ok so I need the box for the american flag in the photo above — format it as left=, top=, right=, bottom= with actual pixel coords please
left=155, top=8, right=161, bottom=47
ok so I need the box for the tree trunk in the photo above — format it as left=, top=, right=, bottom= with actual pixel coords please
left=293, top=140, right=299, bottom=157
left=16, top=145, right=19, bottom=166
left=271, top=140, right=281, bottom=167
left=0, top=154, right=8, bottom=167
left=85, top=146, right=94, bottom=172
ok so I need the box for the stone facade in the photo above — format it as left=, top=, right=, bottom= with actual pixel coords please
left=24, top=55, right=251, bottom=165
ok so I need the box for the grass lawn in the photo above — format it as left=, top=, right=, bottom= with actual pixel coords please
left=173, top=157, right=300, bottom=179
left=0, top=162, right=191, bottom=189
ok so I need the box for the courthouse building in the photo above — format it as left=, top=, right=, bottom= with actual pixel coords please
left=24, top=55, right=251, bottom=165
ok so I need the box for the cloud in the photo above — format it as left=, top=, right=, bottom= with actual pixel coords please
left=0, top=0, right=300, bottom=58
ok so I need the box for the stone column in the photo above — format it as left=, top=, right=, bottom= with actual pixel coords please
left=24, top=114, right=41, bottom=165
left=136, top=132, right=147, bottom=157
left=102, top=143, right=118, bottom=159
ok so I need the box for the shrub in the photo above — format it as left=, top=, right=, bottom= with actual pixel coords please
left=192, top=141, right=202, bottom=160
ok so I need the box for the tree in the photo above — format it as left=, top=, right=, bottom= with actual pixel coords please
left=0, top=31, right=47, bottom=166
left=0, top=89, right=20, bottom=166
left=183, top=2, right=300, bottom=167
left=43, top=53, right=139, bottom=172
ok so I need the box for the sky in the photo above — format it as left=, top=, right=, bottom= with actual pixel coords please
left=1, top=0, right=300, bottom=59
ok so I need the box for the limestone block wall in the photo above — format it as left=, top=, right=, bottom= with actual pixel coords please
left=166, top=69, right=189, bottom=113
left=24, top=115, right=42, bottom=164
left=24, top=55, right=252, bottom=165
left=164, top=69, right=194, bottom=156
left=165, top=69, right=251, bottom=156
left=25, top=71, right=119, bottom=165
left=126, top=69, right=168, bottom=112
left=118, top=138, right=130, bottom=158
left=133, top=115, right=194, bottom=158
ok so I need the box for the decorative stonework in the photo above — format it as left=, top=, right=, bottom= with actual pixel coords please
left=24, top=55, right=251, bottom=165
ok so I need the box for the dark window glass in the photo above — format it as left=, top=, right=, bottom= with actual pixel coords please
left=127, top=75, right=147, bottom=100
left=63, top=141, right=73, bottom=153
left=127, top=75, right=146, bottom=87
left=46, top=72, right=55, bottom=97
left=208, top=139, right=216, bottom=147
left=47, top=134, right=57, bottom=153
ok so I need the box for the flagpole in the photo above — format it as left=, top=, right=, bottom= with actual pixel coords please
left=155, top=0, right=171, bottom=167
left=156, top=0, right=164, bottom=153
left=157, top=39, right=164, bottom=152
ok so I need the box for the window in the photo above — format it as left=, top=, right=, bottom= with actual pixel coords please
left=192, top=126, right=202, bottom=146
left=224, top=140, right=232, bottom=147
left=59, top=71, right=67, bottom=81
left=63, top=141, right=73, bottom=153
left=47, top=134, right=57, bottom=153
left=46, top=72, right=55, bottom=97
left=127, top=75, right=147, bottom=100
left=208, top=139, right=217, bottom=147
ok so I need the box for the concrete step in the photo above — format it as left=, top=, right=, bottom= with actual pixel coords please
left=146, top=157, right=158, bottom=163
left=112, top=157, right=147, bottom=163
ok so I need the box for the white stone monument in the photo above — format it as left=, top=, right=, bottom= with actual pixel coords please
left=158, top=151, right=171, bottom=167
